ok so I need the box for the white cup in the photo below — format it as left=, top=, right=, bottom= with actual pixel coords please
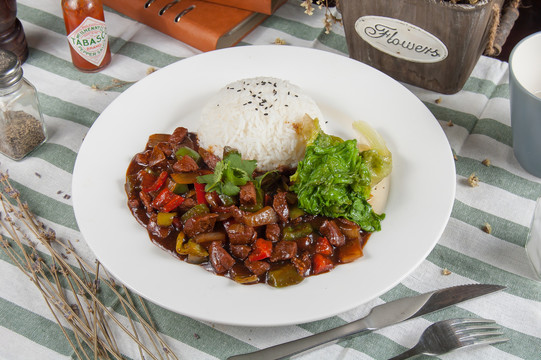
left=509, top=32, right=541, bottom=177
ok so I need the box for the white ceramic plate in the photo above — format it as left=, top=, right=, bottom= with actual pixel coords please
left=72, top=46, right=455, bottom=327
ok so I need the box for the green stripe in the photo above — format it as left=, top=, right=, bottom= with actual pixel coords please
left=451, top=200, right=529, bottom=247
left=262, top=16, right=322, bottom=41
left=0, top=238, right=253, bottom=359
left=424, top=102, right=478, bottom=132
left=428, top=244, right=541, bottom=302
left=455, top=156, right=541, bottom=200
left=316, top=31, right=348, bottom=54
left=8, top=179, right=78, bottom=231
left=18, top=3, right=66, bottom=35
left=387, top=282, right=539, bottom=360
left=111, top=39, right=182, bottom=68
left=299, top=283, right=524, bottom=359
left=18, top=4, right=179, bottom=69
left=0, top=290, right=136, bottom=360
left=0, top=297, right=73, bottom=356
left=422, top=307, right=540, bottom=360
left=471, top=118, right=512, bottom=147
left=425, top=103, right=513, bottom=149
left=262, top=15, right=349, bottom=53
left=26, top=48, right=130, bottom=93
left=31, top=143, right=77, bottom=174
left=463, top=77, right=510, bottom=99
left=143, top=301, right=257, bottom=359
left=38, top=93, right=98, bottom=128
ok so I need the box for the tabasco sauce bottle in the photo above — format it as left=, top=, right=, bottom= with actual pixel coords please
left=61, top=0, right=111, bottom=72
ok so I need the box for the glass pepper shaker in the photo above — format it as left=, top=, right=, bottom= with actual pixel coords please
left=0, top=49, right=47, bottom=160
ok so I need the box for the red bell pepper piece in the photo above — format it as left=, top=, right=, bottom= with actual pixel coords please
left=194, top=182, right=207, bottom=204
left=151, top=187, right=185, bottom=212
left=151, top=188, right=172, bottom=209
left=142, top=170, right=168, bottom=192
left=162, top=194, right=185, bottom=212
left=315, top=237, right=333, bottom=255
left=312, top=253, right=334, bottom=275
left=248, top=238, right=273, bottom=262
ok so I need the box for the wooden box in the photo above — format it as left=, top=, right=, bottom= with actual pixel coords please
left=339, top=0, right=505, bottom=94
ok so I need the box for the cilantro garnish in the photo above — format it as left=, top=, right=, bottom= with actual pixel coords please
left=197, top=151, right=257, bottom=196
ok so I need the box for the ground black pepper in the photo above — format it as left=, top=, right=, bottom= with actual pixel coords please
left=0, top=110, right=46, bottom=160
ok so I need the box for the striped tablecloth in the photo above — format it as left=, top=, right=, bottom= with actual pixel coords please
left=1, top=1, right=540, bottom=359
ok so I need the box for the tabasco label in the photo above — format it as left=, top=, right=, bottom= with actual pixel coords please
left=67, top=17, right=108, bottom=66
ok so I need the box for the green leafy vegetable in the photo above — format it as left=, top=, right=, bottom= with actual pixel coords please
left=353, top=120, right=392, bottom=186
left=361, top=149, right=392, bottom=186
left=197, top=151, right=257, bottom=197
left=290, top=131, right=385, bottom=232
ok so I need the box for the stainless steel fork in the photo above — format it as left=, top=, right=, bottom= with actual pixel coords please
left=389, top=318, right=509, bottom=359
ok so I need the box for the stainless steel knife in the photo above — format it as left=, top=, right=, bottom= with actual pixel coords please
left=227, top=284, right=505, bottom=360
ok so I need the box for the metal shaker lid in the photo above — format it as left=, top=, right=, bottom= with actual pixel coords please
left=0, top=49, right=22, bottom=88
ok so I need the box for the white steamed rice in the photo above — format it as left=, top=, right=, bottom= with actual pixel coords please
left=197, top=77, right=324, bottom=171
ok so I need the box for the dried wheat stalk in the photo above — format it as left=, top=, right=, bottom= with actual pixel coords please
left=0, top=171, right=178, bottom=360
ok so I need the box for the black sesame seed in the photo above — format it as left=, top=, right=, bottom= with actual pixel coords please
left=264, top=113, right=268, bottom=116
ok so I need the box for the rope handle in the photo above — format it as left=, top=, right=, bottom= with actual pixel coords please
left=485, top=0, right=521, bottom=56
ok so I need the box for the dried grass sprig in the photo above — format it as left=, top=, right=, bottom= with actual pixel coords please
left=0, top=171, right=178, bottom=360
left=301, top=0, right=342, bottom=34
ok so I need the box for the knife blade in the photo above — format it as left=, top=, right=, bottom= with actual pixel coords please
left=227, top=284, right=505, bottom=360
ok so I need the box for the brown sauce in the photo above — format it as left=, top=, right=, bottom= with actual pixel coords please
left=125, top=127, right=371, bottom=287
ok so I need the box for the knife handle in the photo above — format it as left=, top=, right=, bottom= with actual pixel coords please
left=227, top=319, right=372, bottom=360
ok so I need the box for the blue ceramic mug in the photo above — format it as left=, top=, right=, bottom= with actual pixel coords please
left=509, top=31, right=541, bottom=177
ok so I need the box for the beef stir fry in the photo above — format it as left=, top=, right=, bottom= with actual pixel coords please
left=125, top=127, right=371, bottom=287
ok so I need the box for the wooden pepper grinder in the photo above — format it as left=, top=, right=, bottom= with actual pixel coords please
left=0, top=0, right=29, bottom=63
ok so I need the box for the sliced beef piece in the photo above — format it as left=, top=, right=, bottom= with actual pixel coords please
left=226, top=223, right=256, bottom=245
left=128, top=197, right=140, bottom=208
left=239, top=181, right=257, bottom=206
left=230, top=244, right=251, bottom=260
left=291, top=251, right=311, bottom=276
left=183, top=213, right=219, bottom=238
left=336, top=217, right=362, bottom=240
left=172, top=155, right=199, bottom=172
left=169, top=127, right=188, bottom=145
left=148, top=146, right=166, bottom=167
left=214, top=205, right=245, bottom=222
left=244, top=260, right=271, bottom=276
left=270, top=240, right=298, bottom=262
left=178, top=197, right=197, bottom=211
left=155, top=142, right=173, bottom=157
left=198, top=147, right=220, bottom=170
left=139, top=191, right=153, bottom=211
left=319, top=219, right=346, bottom=247
left=265, top=223, right=281, bottom=242
left=147, top=213, right=170, bottom=238
left=209, top=241, right=235, bottom=274
left=272, top=191, right=289, bottom=222
left=134, top=152, right=149, bottom=166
